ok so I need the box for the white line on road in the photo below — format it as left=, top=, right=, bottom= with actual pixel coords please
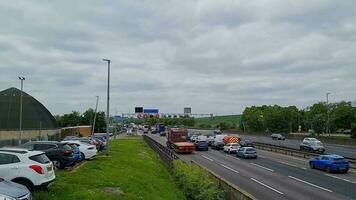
left=324, top=174, right=356, bottom=184
left=250, top=163, right=274, bottom=172
left=220, top=164, right=239, bottom=174
left=250, top=178, right=284, bottom=195
left=288, top=176, right=333, bottom=193
left=201, top=155, right=214, bottom=162
left=258, top=155, right=266, bottom=158
left=278, top=161, right=307, bottom=170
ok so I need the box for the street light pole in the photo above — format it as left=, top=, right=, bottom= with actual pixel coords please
left=18, top=77, right=25, bottom=145
left=103, top=59, right=111, bottom=156
left=326, top=92, right=331, bottom=136
left=92, top=96, right=99, bottom=136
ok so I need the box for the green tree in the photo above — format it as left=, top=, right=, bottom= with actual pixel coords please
left=351, top=123, right=356, bottom=139
left=312, top=114, right=326, bottom=135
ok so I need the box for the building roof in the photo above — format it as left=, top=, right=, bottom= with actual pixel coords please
left=0, top=87, right=58, bottom=130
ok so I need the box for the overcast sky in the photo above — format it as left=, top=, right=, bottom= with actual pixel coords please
left=1, top=0, right=356, bottom=116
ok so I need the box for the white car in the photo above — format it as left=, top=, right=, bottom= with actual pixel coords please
left=0, top=148, right=56, bottom=191
left=62, top=141, right=97, bottom=160
left=303, top=138, right=322, bottom=144
left=223, top=143, right=240, bottom=154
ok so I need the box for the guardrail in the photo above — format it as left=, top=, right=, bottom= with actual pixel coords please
left=254, top=142, right=356, bottom=169
left=142, top=135, right=256, bottom=200
left=143, top=135, right=178, bottom=167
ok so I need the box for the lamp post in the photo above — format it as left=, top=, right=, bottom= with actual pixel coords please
left=326, top=92, right=331, bottom=136
left=103, top=59, right=111, bottom=156
left=18, top=77, right=25, bottom=145
left=92, top=96, right=99, bottom=136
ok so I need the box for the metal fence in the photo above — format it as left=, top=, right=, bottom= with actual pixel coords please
left=142, top=135, right=178, bottom=167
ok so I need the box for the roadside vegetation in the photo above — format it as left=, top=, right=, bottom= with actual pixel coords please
left=34, top=138, right=185, bottom=200
left=173, top=160, right=225, bottom=200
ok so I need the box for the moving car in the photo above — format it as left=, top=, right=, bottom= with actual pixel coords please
left=211, top=134, right=227, bottom=150
left=303, top=138, right=322, bottom=144
left=236, top=147, right=257, bottom=159
left=62, top=141, right=97, bottom=160
left=271, top=133, right=285, bottom=140
left=309, top=155, right=349, bottom=173
left=223, top=143, right=240, bottom=154
left=21, top=141, right=75, bottom=169
left=300, top=141, right=325, bottom=153
left=239, top=139, right=255, bottom=147
left=194, top=141, right=209, bottom=151
left=0, top=148, right=55, bottom=191
left=0, top=178, right=32, bottom=200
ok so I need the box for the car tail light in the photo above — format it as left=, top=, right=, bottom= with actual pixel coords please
left=30, top=165, right=43, bottom=174
left=63, top=150, right=73, bottom=155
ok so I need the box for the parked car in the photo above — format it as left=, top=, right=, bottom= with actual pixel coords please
left=271, top=133, right=285, bottom=140
left=239, top=139, right=255, bottom=147
left=0, top=178, right=32, bottom=200
left=300, top=141, right=325, bottom=153
left=303, top=138, right=322, bottom=144
left=21, top=141, right=75, bottom=169
left=236, top=147, right=257, bottom=159
left=223, top=143, right=240, bottom=154
left=67, top=143, right=81, bottom=162
left=62, top=140, right=97, bottom=160
left=309, top=155, right=349, bottom=173
left=0, top=148, right=55, bottom=191
left=194, top=140, right=208, bottom=151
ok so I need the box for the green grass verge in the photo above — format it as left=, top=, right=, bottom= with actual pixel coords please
left=34, top=138, right=185, bottom=200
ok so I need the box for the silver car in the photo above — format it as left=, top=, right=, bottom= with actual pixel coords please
left=0, top=178, right=32, bottom=200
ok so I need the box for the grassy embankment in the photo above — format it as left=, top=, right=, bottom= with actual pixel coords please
left=34, top=138, right=185, bottom=200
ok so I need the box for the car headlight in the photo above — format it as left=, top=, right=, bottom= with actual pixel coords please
left=0, top=194, right=17, bottom=200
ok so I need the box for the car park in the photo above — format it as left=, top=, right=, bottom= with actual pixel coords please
left=62, top=140, right=97, bottom=160
left=309, top=155, right=349, bottom=173
left=67, top=143, right=81, bottom=162
left=0, top=148, right=55, bottom=191
left=0, top=178, right=32, bottom=200
left=21, top=141, right=75, bottom=169
left=300, top=141, right=325, bottom=153
left=236, top=147, right=257, bottom=159
left=239, top=139, right=255, bottom=147
left=223, top=143, right=240, bottom=154
left=271, top=133, right=285, bottom=140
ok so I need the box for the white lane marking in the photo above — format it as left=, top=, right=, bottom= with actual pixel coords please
left=288, top=176, right=333, bottom=193
left=324, top=174, right=356, bottom=184
left=235, top=157, right=241, bottom=160
left=250, top=163, right=274, bottom=172
left=258, top=155, right=266, bottom=158
left=201, top=155, right=214, bottom=162
left=278, top=161, right=307, bottom=170
left=221, top=164, right=239, bottom=174
left=250, top=178, right=284, bottom=195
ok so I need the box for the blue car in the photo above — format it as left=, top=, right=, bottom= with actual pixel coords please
left=309, top=154, right=349, bottom=173
left=67, top=143, right=82, bottom=162
left=195, top=141, right=209, bottom=151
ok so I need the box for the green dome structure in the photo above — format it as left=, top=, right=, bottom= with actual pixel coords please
left=0, top=87, right=58, bottom=130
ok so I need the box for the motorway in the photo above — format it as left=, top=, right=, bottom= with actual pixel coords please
left=188, top=129, right=356, bottom=159
left=147, top=133, right=356, bottom=200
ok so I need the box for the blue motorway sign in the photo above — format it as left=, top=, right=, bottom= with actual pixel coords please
left=143, top=109, right=159, bottom=114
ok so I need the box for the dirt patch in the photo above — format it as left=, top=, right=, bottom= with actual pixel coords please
left=103, top=187, right=124, bottom=195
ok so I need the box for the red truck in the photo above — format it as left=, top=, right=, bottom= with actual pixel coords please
left=166, top=128, right=195, bottom=153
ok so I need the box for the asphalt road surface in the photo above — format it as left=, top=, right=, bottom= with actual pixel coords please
left=148, top=133, right=356, bottom=200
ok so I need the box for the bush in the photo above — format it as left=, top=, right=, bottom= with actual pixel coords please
left=351, top=123, right=356, bottom=139
left=173, top=160, right=225, bottom=200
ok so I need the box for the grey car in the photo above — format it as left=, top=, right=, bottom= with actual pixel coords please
left=0, top=178, right=32, bottom=200
left=300, top=141, right=325, bottom=153
left=237, top=147, right=258, bottom=159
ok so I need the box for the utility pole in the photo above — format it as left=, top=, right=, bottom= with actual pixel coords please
left=326, top=92, right=331, bottom=136
left=92, top=96, right=99, bottom=136
left=103, top=59, right=111, bottom=156
left=18, top=77, right=25, bottom=145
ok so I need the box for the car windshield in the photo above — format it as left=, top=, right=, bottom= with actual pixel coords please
left=310, top=142, right=322, bottom=146
left=246, top=148, right=255, bottom=152
left=232, top=144, right=239, bottom=147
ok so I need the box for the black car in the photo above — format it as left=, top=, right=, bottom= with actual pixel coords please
left=271, top=133, right=285, bottom=140
left=239, top=139, right=255, bottom=147
left=21, top=141, right=75, bottom=169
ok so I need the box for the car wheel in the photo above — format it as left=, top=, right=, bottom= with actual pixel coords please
left=309, top=162, right=315, bottom=169
left=52, top=159, right=63, bottom=170
left=13, top=179, right=34, bottom=192
left=325, top=166, right=331, bottom=173
left=81, top=152, right=86, bottom=160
